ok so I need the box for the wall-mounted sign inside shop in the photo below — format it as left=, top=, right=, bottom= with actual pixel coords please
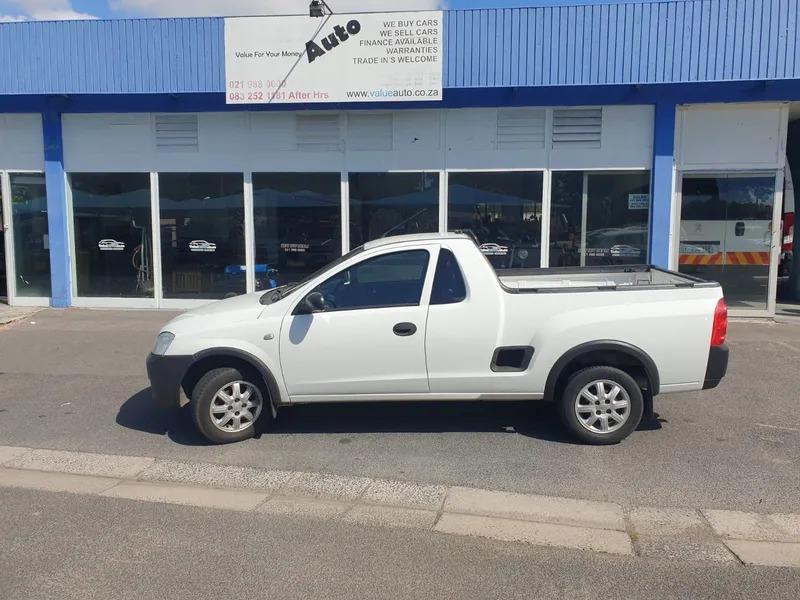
left=98, top=239, right=126, bottom=251
left=628, top=194, right=650, bottom=210
left=224, top=11, right=443, bottom=104
left=479, top=243, right=509, bottom=256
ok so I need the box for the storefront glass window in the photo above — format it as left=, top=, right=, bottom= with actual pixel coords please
left=549, top=172, right=584, bottom=267
left=253, top=173, right=341, bottom=290
left=71, top=173, right=153, bottom=298
left=10, top=173, right=51, bottom=297
left=448, top=171, right=544, bottom=269
left=550, top=171, right=651, bottom=267
left=349, top=172, right=439, bottom=247
left=159, top=173, right=245, bottom=299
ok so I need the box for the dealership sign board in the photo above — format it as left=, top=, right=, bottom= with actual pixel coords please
left=224, top=12, right=443, bottom=104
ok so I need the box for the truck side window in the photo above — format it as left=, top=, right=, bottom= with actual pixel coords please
left=430, top=248, right=467, bottom=305
left=314, top=250, right=430, bottom=311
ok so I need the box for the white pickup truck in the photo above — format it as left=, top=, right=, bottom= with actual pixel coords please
left=147, top=232, right=729, bottom=445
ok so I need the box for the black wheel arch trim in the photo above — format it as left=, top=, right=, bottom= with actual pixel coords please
left=544, top=340, right=661, bottom=400
left=190, top=347, right=285, bottom=407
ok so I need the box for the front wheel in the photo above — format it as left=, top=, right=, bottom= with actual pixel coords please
left=559, top=366, right=644, bottom=445
left=191, top=367, right=271, bottom=444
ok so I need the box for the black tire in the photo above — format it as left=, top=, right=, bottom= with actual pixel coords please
left=191, top=367, right=272, bottom=444
left=559, top=366, right=644, bottom=445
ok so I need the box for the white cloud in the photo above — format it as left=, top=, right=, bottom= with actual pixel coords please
left=2, top=1, right=96, bottom=20
left=111, top=0, right=442, bottom=17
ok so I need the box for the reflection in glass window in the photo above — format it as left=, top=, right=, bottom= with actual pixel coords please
left=349, top=173, right=439, bottom=247
left=10, top=173, right=51, bottom=297
left=71, top=173, right=153, bottom=298
left=448, top=172, right=544, bottom=269
left=550, top=171, right=651, bottom=267
left=253, top=173, right=341, bottom=290
left=314, top=250, right=430, bottom=311
left=549, top=172, right=584, bottom=267
left=159, top=173, right=245, bottom=299
left=680, top=175, right=775, bottom=310
left=585, top=173, right=650, bottom=266
left=431, top=248, right=467, bottom=305
left=0, top=185, right=6, bottom=298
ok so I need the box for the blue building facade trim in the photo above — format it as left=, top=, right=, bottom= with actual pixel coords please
left=42, top=111, right=71, bottom=308
left=0, top=0, right=797, bottom=96
left=649, top=102, right=678, bottom=269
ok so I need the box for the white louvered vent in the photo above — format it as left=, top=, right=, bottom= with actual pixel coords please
left=552, top=108, right=602, bottom=149
left=348, top=113, right=394, bottom=151
left=155, top=114, right=199, bottom=152
left=496, top=109, right=546, bottom=150
left=296, top=114, right=341, bottom=151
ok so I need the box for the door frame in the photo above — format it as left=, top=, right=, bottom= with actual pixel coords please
left=1, top=170, right=51, bottom=307
left=279, top=243, right=440, bottom=401
left=672, top=169, right=784, bottom=318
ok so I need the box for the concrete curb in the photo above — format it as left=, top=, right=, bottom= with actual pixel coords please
left=1, top=444, right=799, bottom=567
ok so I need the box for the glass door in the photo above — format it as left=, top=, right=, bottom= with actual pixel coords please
left=0, top=182, right=6, bottom=300
left=679, top=173, right=778, bottom=312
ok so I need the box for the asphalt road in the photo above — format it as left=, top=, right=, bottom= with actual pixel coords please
left=2, top=486, right=799, bottom=600
left=0, top=308, right=798, bottom=512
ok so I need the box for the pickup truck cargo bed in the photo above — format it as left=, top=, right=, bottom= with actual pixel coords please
left=499, top=265, right=715, bottom=292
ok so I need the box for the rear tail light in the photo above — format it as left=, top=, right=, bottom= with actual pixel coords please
left=711, top=298, right=728, bottom=347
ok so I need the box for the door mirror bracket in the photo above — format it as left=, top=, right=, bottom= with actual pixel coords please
left=296, top=291, right=326, bottom=315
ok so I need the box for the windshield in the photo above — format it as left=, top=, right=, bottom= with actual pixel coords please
left=259, top=245, right=365, bottom=305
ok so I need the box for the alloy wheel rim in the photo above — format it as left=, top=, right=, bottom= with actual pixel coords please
left=574, top=379, right=630, bottom=434
left=209, top=381, right=263, bottom=433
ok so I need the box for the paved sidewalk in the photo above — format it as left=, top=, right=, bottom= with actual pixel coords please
left=0, top=305, right=40, bottom=327
left=2, top=445, right=798, bottom=568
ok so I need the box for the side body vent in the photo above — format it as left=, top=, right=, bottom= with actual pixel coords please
left=496, top=108, right=546, bottom=150
left=296, top=114, right=341, bottom=151
left=491, top=346, right=535, bottom=373
left=552, top=108, right=602, bottom=149
left=155, top=114, right=199, bottom=152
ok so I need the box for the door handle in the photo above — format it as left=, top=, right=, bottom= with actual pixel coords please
left=393, top=322, right=417, bottom=337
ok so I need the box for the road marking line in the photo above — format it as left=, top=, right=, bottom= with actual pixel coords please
left=6, top=448, right=154, bottom=479
left=445, top=486, right=625, bottom=531
left=0, top=446, right=32, bottom=465
left=0, top=467, right=119, bottom=495
left=1, top=444, right=800, bottom=568
left=101, top=480, right=269, bottom=512
left=435, top=513, right=634, bottom=555
left=755, top=423, right=800, bottom=434
left=724, top=540, right=800, bottom=568
left=774, top=340, right=800, bottom=353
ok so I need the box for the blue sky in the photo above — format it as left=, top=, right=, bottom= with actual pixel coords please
left=0, top=0, right=659, bottom=21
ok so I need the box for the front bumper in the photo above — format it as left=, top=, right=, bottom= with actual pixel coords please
left=146, top=353, right=194, bottom=407
left=703, top=344, right=729, bottom=390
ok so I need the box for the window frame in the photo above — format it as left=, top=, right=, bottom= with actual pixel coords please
left=296, top=248, right=433, bottom=314
left=430, top=246, right=468, bottom=306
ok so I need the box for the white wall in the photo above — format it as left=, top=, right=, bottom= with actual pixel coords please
left=676, top=103, right=789, bottom=171
left=62, top=105, right=654, bottom=174
left=0, top=114, right=44, bottom=171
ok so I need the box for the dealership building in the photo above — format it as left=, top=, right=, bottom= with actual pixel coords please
left=0, top=0, right=798, bottom=316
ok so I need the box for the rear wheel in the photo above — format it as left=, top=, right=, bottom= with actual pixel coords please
left=191, top=367, right=271, bottom=444
left=559, top=366, right=643, bottom=445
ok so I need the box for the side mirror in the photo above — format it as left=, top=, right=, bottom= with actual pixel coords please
left=297, top=291, right=326, bottom=315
